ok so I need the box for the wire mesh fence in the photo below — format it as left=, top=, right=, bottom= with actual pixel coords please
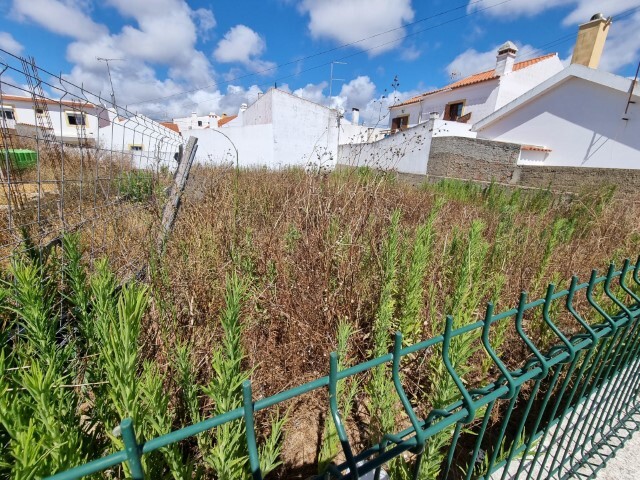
left=43, top=258, right=640, bottom=480
left=0, top=48, right=188, bottom=276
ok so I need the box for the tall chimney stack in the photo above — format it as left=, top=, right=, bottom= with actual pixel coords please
left=495, top=41, right=518, bottom=76
left=571, top=13, right=612, bottom=69
left=351, top=107, right=360, bottom=125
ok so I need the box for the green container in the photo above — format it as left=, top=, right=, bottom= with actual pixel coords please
left=4, top=149, right=38, bottom=171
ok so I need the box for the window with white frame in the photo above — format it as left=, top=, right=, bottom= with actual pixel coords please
left=129, top=144, right=143, bottom=151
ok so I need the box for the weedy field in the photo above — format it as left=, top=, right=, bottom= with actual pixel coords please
left=1, top=164, right=639, bottom=479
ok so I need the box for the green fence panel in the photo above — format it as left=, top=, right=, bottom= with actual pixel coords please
left=46, top=258, right=640, bottom=479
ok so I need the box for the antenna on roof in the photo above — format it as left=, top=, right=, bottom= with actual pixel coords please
left=329, top=61, right=347, bottom=99
left=96, top=57, right=124, bottom=110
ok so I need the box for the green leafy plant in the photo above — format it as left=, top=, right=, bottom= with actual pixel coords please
left=115, top=169, right=155, bottom=202
left=203, top=272, right=285, bottom=479
left=318, top=320, right=360, bottom=473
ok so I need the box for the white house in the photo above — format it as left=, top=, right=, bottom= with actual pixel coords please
left=0, top=94, right=101, bottom=145
left=474, top=14, right=639, bottom=169
left=388, top=43, right=563, bottom=131
left=190, top=88, right=345, bottom=169
left=98, top=108, right=184, bottom=169
left=173, top=112, right=221, bottom=132
left=0, top=94, right=183, bottom=169
left=474, top=65, right=639, bottom=169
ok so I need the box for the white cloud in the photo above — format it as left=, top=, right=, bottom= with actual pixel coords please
left=298, top=0, right=414, bottom=55
left=11, top=0, right=108, bottom=40
left=338, top=76, right=377, bottom=109
left=192, top=8, right=216, bottom=40
left=60, top=0, right=216, bottom=119
left=213, top=25, right=276, bottom=73
left=400, top=45, right=422, bottom=61
left=467, top=0, right=574, bottom=19
left=292, top=81, right=329, bottom=104
left=445, top=47, right=496, bottom=78
left=445, top=43, right=536, bottom=78
left=0, top=32, right=24, bottom=55
left=466, top=0, right=640, bottom=72
left=599, top=10, right=640, bottom=72
left=287, top=75, right=424, bottom=127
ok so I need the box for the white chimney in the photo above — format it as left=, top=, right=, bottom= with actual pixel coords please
left=495, top=41, right=518, bottom=76
left=352, top=107, right=360, bottom=124
left=239, top=103, right=248, bottom=113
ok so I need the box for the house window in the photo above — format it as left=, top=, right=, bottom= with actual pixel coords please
left=391, top=115, right=409, bottom=131
left=1, top=107, right=15, bottom=121
left=444, top=101, right=464, bottom=121
left=197, top=120, right=203, bottom=127
left=66, top=111, right=87, bottom=126
left=129, top=144, right=143, bottom=151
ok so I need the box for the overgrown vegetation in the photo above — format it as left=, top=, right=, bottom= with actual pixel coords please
left=1, top=164, right=639, bottom=479
left=0, top=233, right=285, bottom=479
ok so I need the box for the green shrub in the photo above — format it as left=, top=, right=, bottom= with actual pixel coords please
left=115, top=170, right=155, bottom=202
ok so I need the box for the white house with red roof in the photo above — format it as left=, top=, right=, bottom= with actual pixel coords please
left=388, top=43, right=563, bottom=131
left=472, top=14, right=640, bottom=170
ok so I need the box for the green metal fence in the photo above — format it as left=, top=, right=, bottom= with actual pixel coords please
left=47, top=258, right=640, bottom=480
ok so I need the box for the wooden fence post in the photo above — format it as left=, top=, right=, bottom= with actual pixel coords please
left=156, top=136, right=198, bottom=256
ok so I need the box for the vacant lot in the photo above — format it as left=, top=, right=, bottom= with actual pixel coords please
left=2, top=165, right=639, bottom=479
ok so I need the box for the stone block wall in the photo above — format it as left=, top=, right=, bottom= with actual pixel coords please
left=427, top=136, right=520, bottom=183
left=425, top=136, right=640, bottom=194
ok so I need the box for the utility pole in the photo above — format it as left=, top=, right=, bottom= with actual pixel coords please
left=329, top=61, right=347, bottom=99
left=96, top=57, right=123, bottom=109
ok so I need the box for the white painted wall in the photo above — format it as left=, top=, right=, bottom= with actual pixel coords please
left=389, top=80, right=499, bottom=129
left=242, top=91, right=273, bottom=125
left=173, top=112, right=220, bottom=132
left=339, top=122, right=385, bottom=145
left=477, top=77, right=640, bottom=169
left=98, top=109, right=183, bottom=169
left=389, top=55, right=562, bottom=129
left=338, top=122, right=433, bottom=175
left=272, top=89, right=339, bottom=169
left=1, top=96, right=100, bottom=143
left=189, top=124, right=274, bottom=167
left=432, top=119, right=477, bottom=138
left=193, top=88, right=341, bottom=170
left=494, top=56, right=564, bottom=109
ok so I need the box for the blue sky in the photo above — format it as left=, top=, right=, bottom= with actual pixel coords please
left=1, top=0, right=639, bottom=124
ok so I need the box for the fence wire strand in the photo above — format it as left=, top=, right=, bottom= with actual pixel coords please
left=0, top=48, right=185, bottom=276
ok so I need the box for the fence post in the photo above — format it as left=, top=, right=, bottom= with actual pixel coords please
left=156, top=136, right=198, bottom=256
left=120, top=418, right=144, bottom=480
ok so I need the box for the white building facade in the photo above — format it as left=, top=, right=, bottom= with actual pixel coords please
left=473, top=65, right=640, bottom=169
left=173, top=112, right=221, bottom=132
left=0, top=94, right=183, bottom=170
left=0, top=94, right=101, bottom=144
left=388, top=43, right=563, bottom=131
left=190, top=88, right=345, bottom=169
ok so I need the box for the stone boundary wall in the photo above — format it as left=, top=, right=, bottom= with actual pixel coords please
left=428, top=136, right=520, bottom=183
left=425, top=136, right=640, bottom=194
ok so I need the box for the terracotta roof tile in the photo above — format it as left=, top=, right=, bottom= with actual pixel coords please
left=160, top=122, right=180, bottom=134
left=218, top=115, right=237, bottom=127
left=521, top=144, right=552, bottom=152
left=0, top=94, right=97, bottom=109
left=394, top=53, right=557, bottom=107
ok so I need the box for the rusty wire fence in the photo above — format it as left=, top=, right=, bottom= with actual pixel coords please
left=0, top=48, right=192, bottom=276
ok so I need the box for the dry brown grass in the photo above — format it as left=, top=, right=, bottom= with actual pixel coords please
left=135, top=165, right=640, bottom=475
